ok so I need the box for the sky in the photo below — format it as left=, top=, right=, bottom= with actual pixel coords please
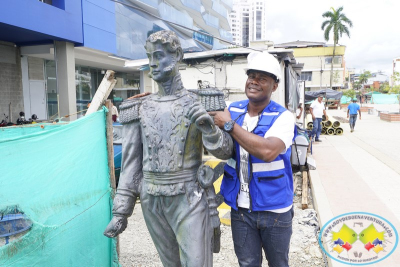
left=264, top=0, right=400, bottom=76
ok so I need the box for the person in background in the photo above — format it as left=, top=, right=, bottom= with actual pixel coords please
left=111, top=102, right=119, bottom=122
left=296, top=103, right=303, bottom=126
left=347, top=98, right=361, bottom=132
left=309, top=95, right=328, bottom=142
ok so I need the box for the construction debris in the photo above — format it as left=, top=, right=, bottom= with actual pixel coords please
left=292, top=171, right=325, bottom=267
left=301, top=171, right=308, bottom=209
left=305, top=114, right=344, bottom=136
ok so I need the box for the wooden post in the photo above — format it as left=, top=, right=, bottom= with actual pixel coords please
left=301, top=170, right=308, bottom=209
left=105, top=99, right=119, bottom=255
left=105, top=100, right=116, bottom=192
left=86, top=70, right=117, bottom=116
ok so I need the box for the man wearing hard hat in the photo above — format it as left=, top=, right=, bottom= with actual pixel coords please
left=210, top=52, right=295, bottom=267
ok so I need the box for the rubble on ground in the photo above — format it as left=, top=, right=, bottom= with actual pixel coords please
left=289, top=171, right=326, bottom=267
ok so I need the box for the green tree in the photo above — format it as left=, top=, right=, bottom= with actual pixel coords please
left=389, top=85, right=400, bottom=94
left=343, top=89, right=356, bottom=99
left=380, top=82, right=390, bottom=93
left=352, top=80, right=361, bottom=90
left=358, top=70, right=371, bottom=90
left=391, top=71, right=400, bottom=85
left=333, top=70, right=340, bottom=84
left=322, top=7, right=353, bottom=90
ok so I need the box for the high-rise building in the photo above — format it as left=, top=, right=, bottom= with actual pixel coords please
left=229, top=0, right=266, bottom=47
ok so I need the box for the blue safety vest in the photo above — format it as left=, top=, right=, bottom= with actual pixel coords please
left=220, top=100, right=294, bottom=211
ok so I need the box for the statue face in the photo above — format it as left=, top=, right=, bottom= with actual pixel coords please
left=146, top=42, right=178, bottom=83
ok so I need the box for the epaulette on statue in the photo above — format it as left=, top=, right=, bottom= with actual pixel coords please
left=119, top=92, right=151, bottom=124
left=188, top=88, right=226, bottom=112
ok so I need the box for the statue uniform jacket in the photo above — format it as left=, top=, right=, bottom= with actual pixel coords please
left=221, top=100, right=295, bottom=212
left=113, top=90, right=204, bottom=216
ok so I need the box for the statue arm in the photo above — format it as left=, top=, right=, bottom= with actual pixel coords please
left=188, top=102, right=234, bottom=159
left=113, top=120, right=143, bottom=216
left=202, top=128, right=234, bottom=160
left=104, top=116, right=143, bottom=238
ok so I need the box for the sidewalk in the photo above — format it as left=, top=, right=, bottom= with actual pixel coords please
left=309, top=107, right=400, bottom=267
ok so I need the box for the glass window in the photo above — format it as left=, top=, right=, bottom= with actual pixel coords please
left=75, top=66, right=93, bottom=117
left=325, top=56, right=342, bottom=65
left=38, top=0, right=53, bottom=5
left=112, top=72, right=140, bottom=109
left=300, top=72, right=312, bottom=81
left=193, top=30, right=214, bottom=46
left=44, top=60, right=58, bottom=119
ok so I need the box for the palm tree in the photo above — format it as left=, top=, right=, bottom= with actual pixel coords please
left=358, top=70, right=371, bottom=90
left=321, top=7, right=353, bottom=90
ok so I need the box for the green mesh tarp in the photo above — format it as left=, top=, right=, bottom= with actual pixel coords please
left=0, top=108, right=118, bottom=266
left=364, top=91, right=382, bottom=96
left=340, top=96, right=352, bottom=104
left=370, top=94, right=399, bottom=104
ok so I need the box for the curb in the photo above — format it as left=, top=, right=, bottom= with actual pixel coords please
left=308, top=155, right=347, bottom=267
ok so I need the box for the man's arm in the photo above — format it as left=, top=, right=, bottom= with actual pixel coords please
left=347, top=106, right=350, bottom=118
left=211, top=109, right=288, bottom=163
left=296, top=107, right=303, bottom=119
left=230, top=125, right=285, bottom=162
left=358, top=108, right=361, bottom=119
left=323, top=107, right=329, bottom=120
left=309, top=107, right=315, bottom=120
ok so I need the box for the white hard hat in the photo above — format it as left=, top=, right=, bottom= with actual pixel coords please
left=244, top=51, right=281, bottom=82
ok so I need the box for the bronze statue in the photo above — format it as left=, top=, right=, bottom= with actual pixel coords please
left=104, top=30, right=233, bottom=267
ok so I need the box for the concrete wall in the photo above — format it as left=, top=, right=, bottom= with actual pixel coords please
left=0, top=41, right=24, bottom=123
left=297, top=55, right=344, bottom=90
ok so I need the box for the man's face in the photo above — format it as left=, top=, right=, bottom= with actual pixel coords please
left=146, top=42, right=178, bottom=82
left=245, top=71, right=278, bottom=104
left=318, top=96, right=323, bottom=103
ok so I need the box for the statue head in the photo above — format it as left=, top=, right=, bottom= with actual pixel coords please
left=145, top=30, right=184, bottom=83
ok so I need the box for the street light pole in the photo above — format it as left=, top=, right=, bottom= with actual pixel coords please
left=320, top=58, right=326, bottom=108
left=320, top=57, right=323, bottom=91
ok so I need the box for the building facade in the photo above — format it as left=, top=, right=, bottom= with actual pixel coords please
left=1, top=0, right=233, bottom=122
left=275, top=41, right=346, bottom=91
left=228, top=0, right=266, bottom=47
left=392, top=57, right=400, bottom=86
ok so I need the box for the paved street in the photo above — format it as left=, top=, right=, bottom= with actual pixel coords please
left=310, top=105, right=400, bottom=266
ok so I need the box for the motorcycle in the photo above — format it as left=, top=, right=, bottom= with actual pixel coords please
left=0, top=114, right=14, bottom=127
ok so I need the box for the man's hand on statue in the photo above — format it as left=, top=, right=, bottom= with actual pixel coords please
left=187, top=103, right=215, bottom=135
left=103, top=215, right=128, bottom=238
left=208, top=108, right=231, bottom=129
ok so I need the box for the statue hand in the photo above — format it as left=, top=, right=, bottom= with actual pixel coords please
left=197, top=165, right=215, bottom=188
left=187, top=103, right=215, bottom=135
left=103, top=215, right=128, bottom=238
